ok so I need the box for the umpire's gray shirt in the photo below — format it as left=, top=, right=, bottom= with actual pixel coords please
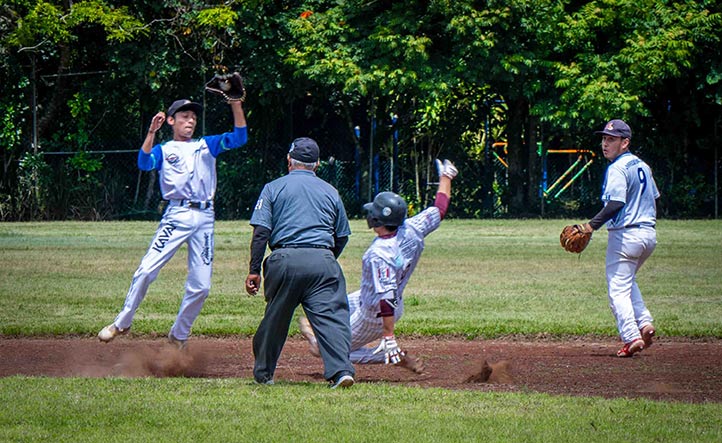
left=250, top=170, right=351, bottom=248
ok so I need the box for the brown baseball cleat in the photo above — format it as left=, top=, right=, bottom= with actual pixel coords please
left=640, top=324, right=655, bottom=349
left=617, top=338, right=645, bottom=357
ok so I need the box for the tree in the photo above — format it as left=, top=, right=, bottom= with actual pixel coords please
left=542, top=0, right=722, bottom=214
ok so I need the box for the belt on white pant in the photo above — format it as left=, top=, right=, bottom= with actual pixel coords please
left=169, top=199, right=213, bottom=209
left=624, top=223, right=654, bottom=229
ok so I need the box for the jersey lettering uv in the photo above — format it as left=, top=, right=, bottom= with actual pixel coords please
left=601, top=152, right=660, bottom=229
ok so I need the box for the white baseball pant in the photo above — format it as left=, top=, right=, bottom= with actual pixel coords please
left=113, top=204, right=215, bottom=340
left=606, top=226, right=656, bottom=344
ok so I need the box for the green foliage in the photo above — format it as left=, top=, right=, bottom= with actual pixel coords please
left=196, top=5, right=238, bottom=29
left=0, top=0, right=720, bottom=220
left=5, top=0, right=146, bottom=48
left=63, top=152, right=107, bottom=219
left=65, top=93, right=92, bottom=150
left=5, top=1, right=72, bottom=47
left=706, top=66, right=722, bottom=105
left=68, top=1, right=147, bottom=42
left=666, top=173, right=714, bottom=218
left=545, top=0, right=722, bottom=127
left=0, top=105, right=22, bottom=156
left=15, top=152, right=52, bottom=219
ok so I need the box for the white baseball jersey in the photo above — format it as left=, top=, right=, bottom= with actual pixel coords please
left=349, top=206, right=442, bottom=362
left=602, top=152, right=659, bottom=230
left=113, top=127, right=247, bottom=341
left=601, top=151, right=658, bottom=344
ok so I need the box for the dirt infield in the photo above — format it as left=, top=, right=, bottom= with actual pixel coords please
left=1, top=336, right=720, bottom=403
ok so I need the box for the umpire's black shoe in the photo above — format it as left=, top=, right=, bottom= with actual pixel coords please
left=330, top=374, right=354, bottom=389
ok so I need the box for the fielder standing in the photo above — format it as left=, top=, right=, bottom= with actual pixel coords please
left=99, top=98, right=248, bottom=349
left=300, top=159, right=457, bottom=372
left=245, top=137, right=355, bottom=388
left=580, top=119, right=659, bottom=357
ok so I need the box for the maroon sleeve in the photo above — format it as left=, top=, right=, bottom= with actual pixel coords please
left=434, top=192, right=450, bottom=220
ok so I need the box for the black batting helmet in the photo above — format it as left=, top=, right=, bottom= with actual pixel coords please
left=363, top=192, right=407, bottom=228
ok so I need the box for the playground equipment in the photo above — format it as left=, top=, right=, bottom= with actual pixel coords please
left=491, top=142, right=597, bottom=205
left=541, top=148, right=596, bottom=201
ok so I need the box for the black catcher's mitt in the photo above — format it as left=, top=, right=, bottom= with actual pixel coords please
left=205, top=72, right=246, bottom=102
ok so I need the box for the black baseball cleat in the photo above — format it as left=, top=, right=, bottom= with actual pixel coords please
left=330, top=374, right=354, bottom=389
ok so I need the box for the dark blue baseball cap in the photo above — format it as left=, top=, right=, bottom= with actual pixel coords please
left=595, top=119, right=632, bottom=139
left=167, top=99, right=202, bottom=117
left=289, top=137, right=320, bottom=163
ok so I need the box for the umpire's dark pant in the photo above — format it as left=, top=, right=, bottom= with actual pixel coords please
left=253, top=248, right=355, bottom=383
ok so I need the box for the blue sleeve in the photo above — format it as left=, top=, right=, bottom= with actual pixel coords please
left=205, top=126, right=248, bottom=157
left=138, top=145, right=163, bottom=171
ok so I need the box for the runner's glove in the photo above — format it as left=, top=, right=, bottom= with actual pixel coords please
left=372, top=335, right=405, bottom=365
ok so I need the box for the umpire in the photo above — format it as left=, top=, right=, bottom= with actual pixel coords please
left=245, top=137, right=355, bottom=388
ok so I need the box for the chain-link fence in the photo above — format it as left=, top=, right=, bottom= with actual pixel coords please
left=3, top=139, right=716, bottom=221
left=8, top=148, right=390, bottom=221
left=18, top=148, right=525, bottom=221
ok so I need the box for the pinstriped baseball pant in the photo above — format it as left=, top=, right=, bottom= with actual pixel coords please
left=348, top=290, right=404, bottom=364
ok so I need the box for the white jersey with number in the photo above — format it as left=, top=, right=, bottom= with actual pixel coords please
left=602, top=152, right=660, bottom=230
left=349, top=206, right=442, bottom=361
left=601, top=150, right=659, bottom=345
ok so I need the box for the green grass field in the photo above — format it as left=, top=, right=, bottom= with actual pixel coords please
left=1, top=219, right=721, bottom=442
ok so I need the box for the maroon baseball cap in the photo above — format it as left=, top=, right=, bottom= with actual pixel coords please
left=167, top=99, right=202, bottom=117
left=595, top=119, right=632, bottom=139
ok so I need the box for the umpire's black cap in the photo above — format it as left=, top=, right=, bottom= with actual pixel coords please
left=167, top=99, right=202, bottom=117
left=289, top=137, right=320, bottom=163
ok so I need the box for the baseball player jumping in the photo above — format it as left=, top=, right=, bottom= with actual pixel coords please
left=579, top=119, right=659, bottom=357
left=300, top=159, right=458, bottom=372
left=98, top=98, right=248, bottom=349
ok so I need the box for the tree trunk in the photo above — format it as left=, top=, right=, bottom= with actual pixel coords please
left=505, top=97, right=530, bottom=215
left=527, top=114, right=540, bottom=214
left=38, top=45, right=73, bottom=141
